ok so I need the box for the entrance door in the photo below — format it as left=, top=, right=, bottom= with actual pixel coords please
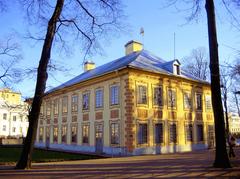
left=95, top=124, right=103, bottom=154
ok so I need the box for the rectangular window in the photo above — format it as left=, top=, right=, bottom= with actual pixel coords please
left=71, top=125, right=77, bottom=143
left=168, top=89, right=176, bottom=108
left=169, top=123, right=177, bottom=143
left=153, top=87, right=163, bottom=106
left=137, top=85, right=147, bottom=104
left=3, top=113, right=7, bottom=120
left=12, top=127, right=16, bottom=133
left=46, top=101, right=51, bottom=116
left=62, top=96, right=68, bottom=113
left=71, top=95, right=78, bottom=112
left=205, top=95, right=212, bottom=110
left=110, top=85, right=119, bottom=105
left=184, top=92, right=192, bottom=109
left=53, top=127, right=58, bottom=143
left=62, top=126, right=67, bottom=143
left=95, top=89, right=103, bottom=108
left=155, top=123, right=163, bottom=144
left=138, top=123, right=148, bottom=144
left=196, top=94, right=202, bottom=110
left=83, top=93, right=90, bottom=110
left=197, top=124, right=204, bottom=142
left=13, top=116, right=17, bottom=121
left=185, top=124, right=193, bottom=142
left=39, top=127, right=43, bottom=142
left=54, top=99, right=59, bottom=115
left=3, top=125, right=6, bottom=131
left=110, top=123, right=120, bottom=145
left=82, top=124, right=89, bottom=144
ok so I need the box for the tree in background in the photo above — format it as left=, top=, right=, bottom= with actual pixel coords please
left=182, top=47, right=209, bottom=80
left=15, top=0, right=124, bottom=169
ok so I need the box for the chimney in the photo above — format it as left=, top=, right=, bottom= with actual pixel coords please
left=84, top=60, right=95, bottom=72
left=124, top=40, right=143, bottom=55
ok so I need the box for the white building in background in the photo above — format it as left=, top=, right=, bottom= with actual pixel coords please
left=229, top=113, right=240, bottom=134
left=0, top=88, right=29, bottom=138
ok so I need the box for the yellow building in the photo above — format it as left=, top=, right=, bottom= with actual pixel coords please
left=0, top=88, right=29, bottom=138
left=36, top=40, right=215, bottom=155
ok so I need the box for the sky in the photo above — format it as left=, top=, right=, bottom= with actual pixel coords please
left=0, top=0, right=239, bottom=98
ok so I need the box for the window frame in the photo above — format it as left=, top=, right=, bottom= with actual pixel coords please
left=82, top=92, right=90, bottom=111
left=196, top=93, right=203, bottom=111
left=71, top=124, right=78, bottom=144
left=95, top=88, right=104, bottom=108
left=110, top=122, right=120, bottom=145
left=167, top=88, right=177, bottom=108
left=110, top=85, right=119, bottom=106
left=137, top=84, right=148, bottom=105
left=154, top=122, right=164, bottom=144
left=82, top=123, right=90, bottom=144
left=169, top=122, right=177, bottom=144
left=53, top=99, right=59, bottom=115
left=71, top=94, right=78, bottom=112
left=185, top=123, right=193, bottom=142
left=205, top=95, right=212, bottom=110
left=197, top=124, right=204, bottom=142
left=3, top=113, right=7, bottom=120
left=61, top=125, right=67, bottom=143
left=183, top=92, right=192, bottom=110
left=137, top=122, right=148, bottom=145
left=62, top=96, right=68, bottom=114
left=153, top=86, right=163, bottom=107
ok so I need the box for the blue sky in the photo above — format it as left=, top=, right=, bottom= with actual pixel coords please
left=0, top=0, right=239, bottom=98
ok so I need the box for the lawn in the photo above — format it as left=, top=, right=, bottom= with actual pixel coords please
left=0, top=146, right=104, bottom=164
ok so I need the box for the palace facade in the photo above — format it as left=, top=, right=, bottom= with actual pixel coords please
left=35, top=41, right=215, bottom=155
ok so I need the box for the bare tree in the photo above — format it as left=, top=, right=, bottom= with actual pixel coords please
left=164, top=0, right=234, bottom=168
left=15, top=0, right=124, bottom=169
left=0, top=36, right=23, bottom=86
left=182, top=47, right=209, bottom=80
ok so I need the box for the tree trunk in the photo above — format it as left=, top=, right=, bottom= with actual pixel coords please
left=15, top=0, right=64, bottom=169
left=205, top=0, right=231, bottom=168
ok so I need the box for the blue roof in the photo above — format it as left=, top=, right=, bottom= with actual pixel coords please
left=47, top=50, right=208, bottom=94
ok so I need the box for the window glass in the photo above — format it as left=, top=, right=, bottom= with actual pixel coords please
left=3, top=113, right=7, bottom=120
left=205, top=95, right=212, bottom=110
left=54, top=99, right=59, bottom=115
left=186, top=124, right=193, bottom=142
left=137, top=85, right=147, bottom=104
left=62, top=96, right=68, bottom=113
left=83, top=93, right=90, bottom=110
left=62, top=126, right=67, bottom=143
left=197, top=124, right=204, bottom=142
left=82, top=124, right=89, bottom=144
left=53, top=127, right=58, bottom=143
left=184, top=92, right=192, bottom=109
left=196, top=94, right=202, bottom=110
left=46, top=101, right=51, bottom=116
left=168, top=89, right=176, bottom=108
left=3, top=125, right=6, bottom=131
left=169, top=123, right=177, bottom=143
left=110, top=123, right=119, bottom=145
left=138, top=123, right=148, bottom=144
left=153, top=87, right=163, bottom=106
left=110, top=86, right=119, bottom=105
left=71, top=125, right=77, bottom=143
left=95, top=89, right=103, bottom=108
left=155, top=123, right=163, bottom=144
left=72, top=95, right=78, bottom=112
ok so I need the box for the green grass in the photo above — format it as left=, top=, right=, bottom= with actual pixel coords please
left=0, top=146, right=104, bottom=164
